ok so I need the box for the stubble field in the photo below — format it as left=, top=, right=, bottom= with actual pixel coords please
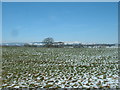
left=1, top=47, right=119, bottom=89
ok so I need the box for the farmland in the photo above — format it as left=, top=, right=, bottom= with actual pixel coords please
left=1, top=47, right=119, bottom=88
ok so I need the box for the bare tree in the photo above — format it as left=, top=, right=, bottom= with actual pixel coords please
left=42, top=37, right=54, bottom=47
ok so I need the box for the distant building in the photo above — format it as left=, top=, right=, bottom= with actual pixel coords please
left=53, top=42, right=64, bottom=46
left=52, top=42, right=64, bottom=48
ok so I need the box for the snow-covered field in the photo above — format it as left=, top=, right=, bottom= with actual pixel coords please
left=1, top=47, right=119, bottom=89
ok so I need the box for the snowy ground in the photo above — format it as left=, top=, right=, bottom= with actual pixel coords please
left=1, top=47, right=119, bottom=89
